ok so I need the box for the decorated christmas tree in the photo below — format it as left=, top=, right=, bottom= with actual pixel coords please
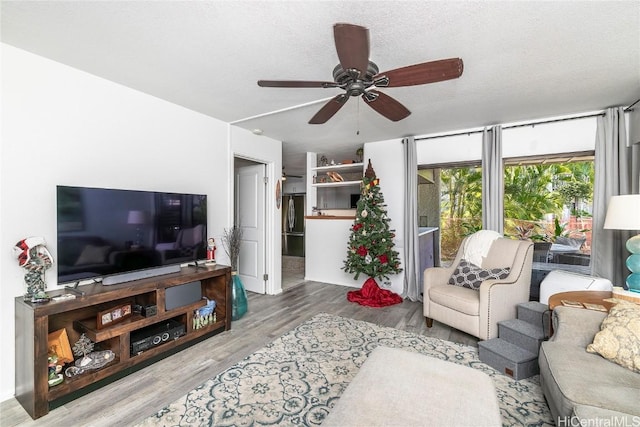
left=343, top=160, right=402, bottom=284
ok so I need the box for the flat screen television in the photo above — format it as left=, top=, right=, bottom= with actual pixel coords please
left=56, top=185, right=207, bottom=286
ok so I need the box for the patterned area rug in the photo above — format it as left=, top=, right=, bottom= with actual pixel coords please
left=138, top=313, right=553, bottom=426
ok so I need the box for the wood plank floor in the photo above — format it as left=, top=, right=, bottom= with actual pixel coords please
left=1, top=281, right=478, bottom=427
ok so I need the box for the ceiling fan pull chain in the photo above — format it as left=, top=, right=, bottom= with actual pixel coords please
left=357, top=97, right=360, bottom=135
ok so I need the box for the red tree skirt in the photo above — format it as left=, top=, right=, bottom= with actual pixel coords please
left=347, top=277, right=403, bottom=307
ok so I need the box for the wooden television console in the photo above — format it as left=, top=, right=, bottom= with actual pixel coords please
left=15, top=264, right=231, bottom=419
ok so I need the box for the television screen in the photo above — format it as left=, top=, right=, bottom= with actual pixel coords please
left=56, top=186, right=207, bottom=285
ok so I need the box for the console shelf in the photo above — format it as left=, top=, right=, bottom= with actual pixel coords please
left=73, top=298, right=207, bottom=342
left=15, top=265, right=231, bottom=419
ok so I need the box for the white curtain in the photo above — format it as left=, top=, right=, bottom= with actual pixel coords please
left=482, top=126, right=504, bottom=234
left=591, top=107, right=634, bottom=286
left=402, top=136, right=421, bottom=301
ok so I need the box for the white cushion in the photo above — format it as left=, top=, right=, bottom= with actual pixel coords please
left=539, top=270, right=613, bottom=304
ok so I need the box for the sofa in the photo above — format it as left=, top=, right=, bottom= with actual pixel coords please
left=154, top=224, right=205, bottom=264
left=57, top=236, right=118, bottom=281
left=58, top=235, right=162, bottom=283
left=538, top=306, right=640, bottom=424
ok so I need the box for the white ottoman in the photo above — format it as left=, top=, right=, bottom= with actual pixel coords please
left=539, top=270, right=613, bottom=304
left=323, top=346, right=502, bottom=426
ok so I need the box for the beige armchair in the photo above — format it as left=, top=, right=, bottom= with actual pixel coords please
left=424, top=235, right=533, bottom=340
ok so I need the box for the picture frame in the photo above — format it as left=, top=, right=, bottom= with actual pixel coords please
left=97, top=303, right=132, bottom=329
left=47, top=328, right=74, bottom=364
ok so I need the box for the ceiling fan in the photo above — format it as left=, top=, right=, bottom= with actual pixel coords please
left=258, top=23, right=463, bottom=124
left=282, top=166, right=302, bottom=181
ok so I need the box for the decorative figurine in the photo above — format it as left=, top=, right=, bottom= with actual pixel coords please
left=13, top=236, right=54, bottom=302
left=194, top=298, right=216, bottom=329
left=47, top=352, right=63, bottom=387
left=206, top=237, right=217, bottom=263
left=72, top=333, right=114, bottom=370
left=72, top=333, right=95, bottom=367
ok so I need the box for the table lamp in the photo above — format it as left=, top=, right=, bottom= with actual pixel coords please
left=603, top=194, right=640, bottom=293
left=127, top=210, right=147, bottom=247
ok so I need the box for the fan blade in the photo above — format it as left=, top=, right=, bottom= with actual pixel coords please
left=309, top=94, right=349, bottom=124
left=362, top=90, right=411, bottom=122
left=258, top=80, right=338, bottom=88
left=374, top=58, right=463, bottom=87
left=334, top=23, right=370, bottom=77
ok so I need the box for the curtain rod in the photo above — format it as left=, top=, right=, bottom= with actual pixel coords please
left=624, top=97, right=639, bottom=112
left=416, top=109, right=614, bottom=142
left=502, top=111, right=604, bottom=130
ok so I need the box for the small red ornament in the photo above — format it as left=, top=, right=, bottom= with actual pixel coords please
left=357, top=246, right=368, bottom=257
left=378, top=254, right=388, bottom=264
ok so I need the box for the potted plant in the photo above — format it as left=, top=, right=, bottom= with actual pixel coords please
left=222, top=226, right=248, bottom=320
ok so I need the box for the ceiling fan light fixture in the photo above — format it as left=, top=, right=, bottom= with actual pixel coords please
left=363, top=91, right=379, bottom=102
left=373, top=76, right=390, bottom=87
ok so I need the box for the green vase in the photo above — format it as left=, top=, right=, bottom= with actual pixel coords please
left=231, top=272, right=248, bottom=320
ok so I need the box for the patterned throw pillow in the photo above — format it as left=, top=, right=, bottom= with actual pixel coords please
left=586, top=302, right=640, bottom=373
left=447, top=259, right=511, bottom=291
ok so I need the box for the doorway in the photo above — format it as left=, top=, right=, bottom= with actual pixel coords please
left=234, top=157, right=267, bottom=294
left=281, top=191, right=305, bottom=291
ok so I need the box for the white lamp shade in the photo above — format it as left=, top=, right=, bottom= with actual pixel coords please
left=127, top=210, right=147, bottom=225
left=603, top=195, right=640, bottom=230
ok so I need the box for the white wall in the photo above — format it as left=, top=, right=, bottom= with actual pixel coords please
left=362, top=140, right=406, bottom=295
left=417, top=133, right=483, bottom=165
left=305, top=218, right=358, bottom=287
left=230, top=126, right=282, bottom=294
left=0, top=44, right=232, bottom=401
left=416, top=117, right=597, bottom=165
left=502, top=117, right=596, bottom=157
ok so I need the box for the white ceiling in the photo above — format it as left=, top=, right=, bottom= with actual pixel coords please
left=2, top=1, right=639, bottom=176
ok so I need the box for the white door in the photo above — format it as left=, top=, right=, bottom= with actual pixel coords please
left=235, top=163, right=266, bottom=294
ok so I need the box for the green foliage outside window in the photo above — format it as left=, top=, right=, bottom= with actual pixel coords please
left=439, top=161, right=594, bottom=262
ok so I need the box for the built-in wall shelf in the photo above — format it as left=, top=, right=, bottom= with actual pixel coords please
left=312, top=181, right=362, bottom=188
left=311, top=162, right=363, bottom=172
left=311, top=162, right=363, bottom=188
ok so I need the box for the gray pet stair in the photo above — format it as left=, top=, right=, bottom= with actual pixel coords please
left=478, top=338, right=539, bottom=380
left=517, top=301, right=549, bottom=326
left=478, top=301, right=549, bottom=380
left=498, top=319, right=546, bottom=354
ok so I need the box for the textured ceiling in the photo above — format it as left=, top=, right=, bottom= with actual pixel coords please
left=2, top=1, right=639, bottom=176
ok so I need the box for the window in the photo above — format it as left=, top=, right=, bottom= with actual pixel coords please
left=434, top=165, right=482, bottom=263
left=417, top=115, right=597, bottom=267
left=504, top=155, right=594, bottom=266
